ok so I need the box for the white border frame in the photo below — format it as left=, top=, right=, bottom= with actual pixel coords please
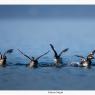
left=0, top=0, right=95, bottom=4
left=0, top=0, right=95, bottom=95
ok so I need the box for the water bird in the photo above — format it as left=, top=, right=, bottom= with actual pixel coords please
left=50, top=44, right=69, bottom=66
left=18, top=49, right=49, bottom=68
left=0, top=49, right=13, bottom=66
left=73, top=50, right=95, bottom=68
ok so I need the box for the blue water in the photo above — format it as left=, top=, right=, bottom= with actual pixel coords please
left=0, top=18, right=95, bottom=90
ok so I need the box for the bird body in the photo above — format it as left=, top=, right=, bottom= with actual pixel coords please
left=50, top=44, right=69, bottom=65
left=54, top=57, right=62, bottom=65
left=75, top=50, right=95, bottom=68
left=18, top=49, right=49, bottom=68
left=0, top=49, right=13, bottom=66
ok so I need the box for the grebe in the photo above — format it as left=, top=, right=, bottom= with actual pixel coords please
left=18, top=49, right=49, bottom=68
left=0, top=49, right=13, bottom=66
left=50, top=44, right=69, bottom=66
left=74, top=50, right=95, bottom=68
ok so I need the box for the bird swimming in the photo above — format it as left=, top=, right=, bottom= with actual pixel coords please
left=50, top=44, right=69, bottom=66
left=18, top=49, right=49, bottom=68
left=72, top=50, right=95, bottom=68
left=0, top=49, right=13, bottom=66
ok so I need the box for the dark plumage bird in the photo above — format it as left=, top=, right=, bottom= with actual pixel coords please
left=0, top=49, right=13, bottom=66
left=50, top=44, right=69, bottom=65
left=18, top=49, right=49, bottom=68
left=75, top=49, right=95, bottom=67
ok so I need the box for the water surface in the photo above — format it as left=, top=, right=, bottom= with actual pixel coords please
left=0, top=17, right=95, bottom=90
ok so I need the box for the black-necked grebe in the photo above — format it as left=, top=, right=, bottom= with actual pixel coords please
left=0, top=49, right=13, bottom=66
left=74, top=50, right=95, bottom=68
left=50, top=44, right=69, bottom=65
left=18, top=49, right=49, bottom=68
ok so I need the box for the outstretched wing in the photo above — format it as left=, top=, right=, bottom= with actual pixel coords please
left=50, top=44, right=58, bottom=57
left=75, top=55, right=85, bottom=59
left=18, top=49, right=32, bottom=61
left=3, top=49, right=13, bottom=56
left=59, top=48, right=69, bottom=57
left=92, top=50, right=95, bottom=55
left=36, top=51, right=50, bottom=60
left=87, top=50, right=95, bottom=59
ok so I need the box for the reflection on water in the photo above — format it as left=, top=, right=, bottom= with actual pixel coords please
left=0, top=18, right=95, bottom=90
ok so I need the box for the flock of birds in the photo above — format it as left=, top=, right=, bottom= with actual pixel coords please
left=0, top=44, right=95, bottom=68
